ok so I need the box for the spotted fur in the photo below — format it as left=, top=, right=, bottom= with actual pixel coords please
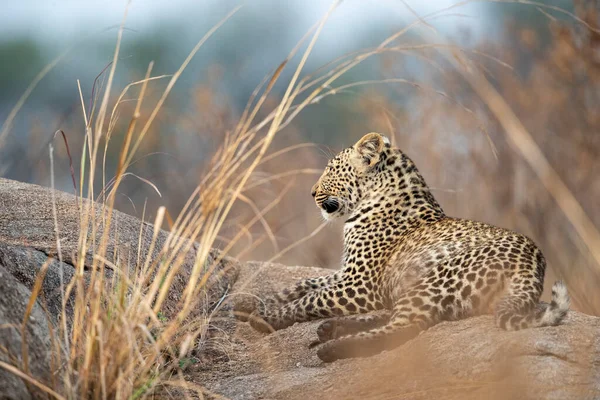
left=246, top=132, right=570, bottom=362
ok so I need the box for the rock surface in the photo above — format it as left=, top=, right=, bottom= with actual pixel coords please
left=0, top=266, right=53, bottom=400
left=1, top=177, right=599, bottom=400
left=0, top=177, right=239, bottom=320
left=0, top=178, right=239, bottom=398
left=196, top=261, right=600, bottom=400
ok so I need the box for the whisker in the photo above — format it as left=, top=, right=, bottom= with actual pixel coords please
left=316, top=145, right=332, bottom=160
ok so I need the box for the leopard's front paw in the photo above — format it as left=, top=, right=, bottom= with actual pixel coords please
left=317, top=336, right=375, bottom=362
left=316, top=319, right=342, bottom=343
left=232, top=295, right=262, bottom=322
left=316, top=339, right=354, bottom=363
left=248, top=311, right=276, bottom=333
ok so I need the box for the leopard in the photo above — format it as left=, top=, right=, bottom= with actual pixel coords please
left=243, top=132, right=570, bottom=363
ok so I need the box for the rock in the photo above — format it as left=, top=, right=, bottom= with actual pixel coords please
left=0, top=177, right=161, bottom=270
left=0, top=265, right=53, bottom=400
left=0, top=178, right=240, bottom=397
left=0, top=242, right=76, bottom=324
left=0, top=177, right=240, bottom=322
left=1, top=177, right=599, bottom=400
left=194, top=261, right=600, bottom=400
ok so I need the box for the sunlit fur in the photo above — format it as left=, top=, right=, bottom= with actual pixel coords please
left=246, top=132, right=570, bottom=363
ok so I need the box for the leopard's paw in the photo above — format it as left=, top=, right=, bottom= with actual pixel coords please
left=316, top=319, right=341, bottom=343
left=248, top=311, right=276, bottom=333
left=316, top=340, right=352, bottom=363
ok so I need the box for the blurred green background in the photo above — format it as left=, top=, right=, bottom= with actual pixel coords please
left=0, top=0, right=571, bottom=188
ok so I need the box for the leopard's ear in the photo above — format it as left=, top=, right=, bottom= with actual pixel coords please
left=353, top=132, right=388, bottom=168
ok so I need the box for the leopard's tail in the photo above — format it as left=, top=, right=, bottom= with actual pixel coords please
left=496, top=280, right=570, bottom=331
left=537, top=280, right=570, bottom=327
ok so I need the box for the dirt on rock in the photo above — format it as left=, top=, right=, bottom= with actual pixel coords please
left=195, top=261, right=600, bottom=400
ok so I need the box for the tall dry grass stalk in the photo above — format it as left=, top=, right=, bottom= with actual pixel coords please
left=0, top=0, right=400, bottom=397
left=2, top=0, right=599, bottom=398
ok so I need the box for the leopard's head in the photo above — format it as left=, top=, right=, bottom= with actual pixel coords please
left=311, top=132, right=390, bottom=220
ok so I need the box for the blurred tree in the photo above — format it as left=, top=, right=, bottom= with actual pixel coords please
left=0, top=38, right=45, bottom=107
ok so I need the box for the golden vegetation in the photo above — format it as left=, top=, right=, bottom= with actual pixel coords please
left=0, top=1, right=598, bottom=398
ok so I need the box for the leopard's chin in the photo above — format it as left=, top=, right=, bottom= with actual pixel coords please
left=321, top=208, right=344, bottom=221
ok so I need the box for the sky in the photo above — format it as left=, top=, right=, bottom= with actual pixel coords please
left=0, top=0, right=494, bottom=116
left=0, top=0, right=489, bottom=45
left=0, top=0, right=535, bottom=193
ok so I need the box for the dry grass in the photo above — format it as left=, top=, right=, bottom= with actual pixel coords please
left=0, top=0, right=599, bottom=399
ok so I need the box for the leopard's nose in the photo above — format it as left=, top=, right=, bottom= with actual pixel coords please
left=311, top=189, right=316, bottom=197
left=322, top=197, right=339, bottom=213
